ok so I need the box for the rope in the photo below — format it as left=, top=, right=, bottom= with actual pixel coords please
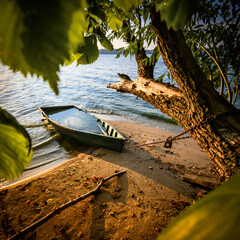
left=126, top=136, right=191, bottom=148
left=32, top=134, right=61, bottom=150
left=22, top=123, right=47, bottom=128
left=126, top=111, right=231, bottom=149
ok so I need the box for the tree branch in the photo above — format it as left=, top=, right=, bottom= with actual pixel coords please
left=108, top=75, right=187, bottom=122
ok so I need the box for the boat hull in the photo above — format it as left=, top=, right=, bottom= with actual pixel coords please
left=39, top=105, right=126, bottom=152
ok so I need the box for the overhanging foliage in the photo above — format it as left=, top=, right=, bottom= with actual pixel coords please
left=158, top=172, right=240, bottom=240
left=0, top=108, right=32, bottom=180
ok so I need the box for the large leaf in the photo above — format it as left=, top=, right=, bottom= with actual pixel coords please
left=0, top=108, right=32, bottom=180
left=113, top=0, right=143, bottom=10
left=0, top=0, right=87, bottom=94
left=107, top=13, right=123, bottom=30
left=64, top=53, right=82, bottom=66
left=155, top=0, right=199, bottom=30
left=77, top=35, right=99, bottom=65
left=157, top=172, right=240, bottom=240
left=94, top=28, right=114, bottom=51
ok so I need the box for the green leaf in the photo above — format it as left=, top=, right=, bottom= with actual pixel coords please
left=0, top=0, right=87, bottom=95
left=143, top=4, right=150, bottom=23
left=64, top=53, right=82, bottom=66
left=107, top=13, right=123, bottom=30
left=115, top=51, right=122, bottom=58
left=157, top=71, right=166, bottom=82
left=157, top=172, right=240, bottom=240
left=156, top=0, right=199, bottom=30
left=167, top=71, right=171, bottom=79
left=94, top=28, right=114, bottom=51
left=89, top=4, right=107, bottom=21
left=77, top=35, right=99, bottom=65
left=0, top=108, right=32, bottom=180
left=113, top=0, right=142, bottom=10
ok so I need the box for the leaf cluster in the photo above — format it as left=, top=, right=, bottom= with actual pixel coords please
left=184, top=0, right=240, bottom=105
left=154, top=0, right=200, bottom=30
left=0, top=0, right=88, bottom=95
left=109, top=1, right=159, bottom=71
left=65, top=0, right=115, bottom=66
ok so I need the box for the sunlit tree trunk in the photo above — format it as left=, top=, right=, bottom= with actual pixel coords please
left=109, top=8, right=240, bottom=180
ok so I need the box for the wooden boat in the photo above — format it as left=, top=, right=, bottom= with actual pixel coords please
left=39, top=105, right=126, bottom=152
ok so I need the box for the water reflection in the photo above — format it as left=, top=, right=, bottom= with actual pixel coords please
left=48, top=107, right=102, bottom=134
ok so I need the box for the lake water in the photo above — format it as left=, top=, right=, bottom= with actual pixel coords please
left=0, top=54, right=183, bottom=187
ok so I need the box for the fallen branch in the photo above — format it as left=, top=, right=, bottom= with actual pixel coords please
left=181, top=176, right=217, bottom=191
left=9, top=170, right=127, bottom=240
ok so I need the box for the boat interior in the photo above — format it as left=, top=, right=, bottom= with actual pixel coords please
left=98, top=119, right=121, bottom=138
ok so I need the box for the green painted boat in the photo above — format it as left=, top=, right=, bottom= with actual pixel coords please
left=39, top=105, right=126, bottom=152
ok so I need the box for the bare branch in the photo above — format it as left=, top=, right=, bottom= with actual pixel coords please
left=108, top=75, right=187, bottom=121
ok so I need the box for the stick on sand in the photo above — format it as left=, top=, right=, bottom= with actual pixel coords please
left=9, top=170, right=127, bottom=240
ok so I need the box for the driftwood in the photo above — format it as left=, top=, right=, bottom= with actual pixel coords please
left=9, top=170, right=127, bottom=240
left=181, top=176, right=217, bottom=191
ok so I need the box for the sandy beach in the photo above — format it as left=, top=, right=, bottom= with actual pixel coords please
left=0, top=121, right=220, bottom=240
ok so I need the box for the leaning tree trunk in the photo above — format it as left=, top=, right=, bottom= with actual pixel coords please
left=108, top=9, right=240, bottom=180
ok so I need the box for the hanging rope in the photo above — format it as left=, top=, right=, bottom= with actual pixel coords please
left=32, top=134, right=61, bottom=150
left=22, top=123, right=48, bottom=128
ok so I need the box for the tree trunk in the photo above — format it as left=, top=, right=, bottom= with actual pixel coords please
left=135, top=45, right=154, bottom=79
left=122, top=20, right=154, bottom=79
left=108, top=9, right=240, bottom=180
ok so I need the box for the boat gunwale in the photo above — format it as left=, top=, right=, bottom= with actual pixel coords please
left=39, top=106, right=126, bottom=141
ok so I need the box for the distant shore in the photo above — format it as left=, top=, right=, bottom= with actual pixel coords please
left=0, top=120, right=220, bottom=239
left=99, top=49, right=153, bottom=55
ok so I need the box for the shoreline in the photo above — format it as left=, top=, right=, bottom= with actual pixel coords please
left=0, top=118, right=182, bottom=189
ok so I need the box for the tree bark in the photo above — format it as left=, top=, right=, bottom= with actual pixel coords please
left=108, top=9, right=240, bottom=180
left=135, top=45, right=154, bottom=79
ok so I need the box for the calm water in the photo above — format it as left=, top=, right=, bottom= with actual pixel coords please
left=0, top=54, right=183, bottom=187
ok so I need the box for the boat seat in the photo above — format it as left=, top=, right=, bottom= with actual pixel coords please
left=110, top=129, right=114, bottom=136
left=106, top=125, right=109, bottom=133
